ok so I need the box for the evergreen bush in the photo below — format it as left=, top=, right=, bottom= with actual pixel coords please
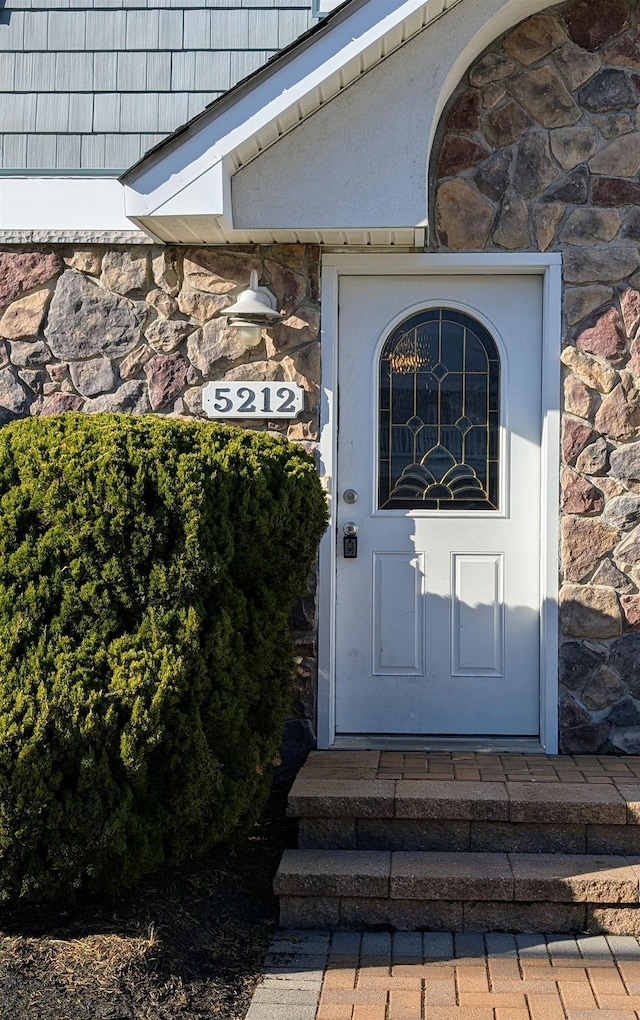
left=0, top=413, right=327, bottom=903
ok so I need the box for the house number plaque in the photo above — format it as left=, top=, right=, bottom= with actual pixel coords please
left=202, top=381, right=304, bottom=419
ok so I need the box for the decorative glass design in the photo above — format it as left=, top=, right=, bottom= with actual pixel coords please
left=378, top=309, right=500, bottom=511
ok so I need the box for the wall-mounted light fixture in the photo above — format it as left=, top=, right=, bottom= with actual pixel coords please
left=219, top=270, right=284, bottom=346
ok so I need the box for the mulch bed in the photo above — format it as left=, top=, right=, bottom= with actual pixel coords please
left=0, top=783, right=296, bottom=1020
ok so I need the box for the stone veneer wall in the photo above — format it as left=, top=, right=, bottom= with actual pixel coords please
left=0, top=243, right=321, bottom=761
left=434, top=0, right=640, bottom=753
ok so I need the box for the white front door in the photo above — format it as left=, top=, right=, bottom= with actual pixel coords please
left=334, top=273, right=543, bottom=737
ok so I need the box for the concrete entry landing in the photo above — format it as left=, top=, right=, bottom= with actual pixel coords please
left=275, top=751, right=640, bottom=933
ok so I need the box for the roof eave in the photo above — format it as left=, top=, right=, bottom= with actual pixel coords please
left=119, top=0, right=355, bottom=184
left=121, top=0, right=458, bottom=235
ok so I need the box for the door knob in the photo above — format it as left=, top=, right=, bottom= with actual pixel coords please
left=342, top=521, right=358, bottom=558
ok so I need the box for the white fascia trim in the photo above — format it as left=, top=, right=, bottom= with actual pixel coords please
left=0, top=176, right=134, bottom=235
left=134, top=156, right=234, bottom=227
left=122, top=0, right=449, bottom=223
left=317, top=252, right=562, bottom=752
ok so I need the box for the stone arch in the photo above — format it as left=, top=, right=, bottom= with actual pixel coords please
left=433, top=0, right=640, bottom=755
left=423, top=0, right=585, bottom=209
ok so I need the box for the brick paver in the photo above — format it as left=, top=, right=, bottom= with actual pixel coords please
left=246, top=931, right=640, bottom=1020
left=375, top=752, right=640, bottom=785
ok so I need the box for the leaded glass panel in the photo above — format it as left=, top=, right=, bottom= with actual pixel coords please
left=378, top=309, right=500, bottom=511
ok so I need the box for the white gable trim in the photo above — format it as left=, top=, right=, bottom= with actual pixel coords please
left=122, top=0, right=556, bottom=244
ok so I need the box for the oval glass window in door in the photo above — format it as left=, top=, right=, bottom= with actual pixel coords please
left=378, top=308, right=500, bottom=511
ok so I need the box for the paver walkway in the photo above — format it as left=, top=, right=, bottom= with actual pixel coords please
left=246, top=929, right=640, bottom=1020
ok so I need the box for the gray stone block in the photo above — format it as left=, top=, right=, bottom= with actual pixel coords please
left=361, top=931, right=392, bottom=959
left=330, top=931, right=361, bottom=956
left=587, top=824, right=640, bottom=855
left=485, top=933, right=518, bottom=957
left=507, top=781, right=627, bottom=824
left=274, top=849, right=390, bottom=898
left=395, top=780, right=508, bottom=821
left=288, top=777, right=395, bottom=818
left=251, top=986, right=321, bottom=1006
left=510, top=853, right=639, bottom=903
left=264, top=953, right=328, bottom=970
left=357, top=818, right=470, bottom=851
left=392, top=931, right=423, bottom=960
left=454, top=932, right=486, bottom=960
left=262, top=969, right=324, bottom=984
left=607, top=934, right=640, bottom=959
left=617, top=785, right=640, bottom=824
left=545, top=935, right=582, bottom=959
left=575, top=934, right=613, bottom=962
left=515, top=933, right=550, bottom=958
left=423, top=932, right=454, bottom=960
left=279, top=896, right=339, bottom=929
left=464, top=901, right=587, bottom=933
left=338, top=897, right=464, bottom=932
left=471, top=820, right=586, bottom=854
left=45, top=270, right=144, bottom=360
left=245, top=1002, right=317, bottom=1020
left=299, top=817, right=356, bottom=850
left=269, top=933, right=330, bottom=956
left=391, top=851, right=513, bottom=902
left=587, top=905, right=640, bottom=935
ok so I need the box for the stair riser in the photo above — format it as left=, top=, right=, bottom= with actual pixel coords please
left=276, top=847, right=640, bottom=932
left=279, top=897, right=640, bottom=934
left=299, top=818, right=640, bottom=854
left=289, top=776, right=639, bottom=831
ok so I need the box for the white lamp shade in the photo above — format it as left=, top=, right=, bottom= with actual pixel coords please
left=222, top=270, right=283, bottom=326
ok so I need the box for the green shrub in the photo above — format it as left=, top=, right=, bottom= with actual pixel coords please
left=0, top=413, right=328, bottom=903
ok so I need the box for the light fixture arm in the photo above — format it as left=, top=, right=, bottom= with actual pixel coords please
left=248, top=270, right=278, bottom=311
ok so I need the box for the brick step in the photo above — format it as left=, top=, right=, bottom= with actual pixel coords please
left=275, top=849, right=640, bottom=933
left=299, top=815, right=640, bottom=854
left=289, top=771, right=640, bottom=854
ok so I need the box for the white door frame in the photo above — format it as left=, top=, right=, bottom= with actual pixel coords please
left=316, top=253, right=562, bottom=753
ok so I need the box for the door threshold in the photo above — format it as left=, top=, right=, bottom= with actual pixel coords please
left=331, top=734, right=545, bottom=753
